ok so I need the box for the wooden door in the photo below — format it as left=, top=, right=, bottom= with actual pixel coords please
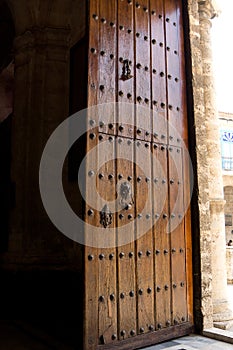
left=84, top=0, right=193, bottom=349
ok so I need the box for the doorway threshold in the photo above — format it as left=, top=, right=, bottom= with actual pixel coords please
left=203, top=328, right=233, bottom=344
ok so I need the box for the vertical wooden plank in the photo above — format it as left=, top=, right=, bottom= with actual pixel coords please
left=176, top=0, right=193, bottom=323
left=118, top=0, right=135, bottom=139
left=165, top=0, right=184, bottom=146
left=98, top=0, right=117, bottom=134
left=153, top=142, right=171, bottom=330
left=97, top=133, right=117, bottom=345
left=97, top=4, right=118, bottom=344
left=116, top=136, right=137, bottom=340
left=84, top=0, right=100, bottom=349
left=169, top=146, right=187, bottom=325
left=135, top=0, right=151, bottom=141
left=165, top=0, right=192, bottom=326
left=150, top=0, right=168, bottom=145
left=135, top=140, right=154, bottom=334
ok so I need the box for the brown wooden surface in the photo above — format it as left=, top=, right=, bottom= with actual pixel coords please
left=84, top=0, right=193, bottom=349
left=84, top=0, right=99, bottom=349
left=97, top=323, right=194, bottom=350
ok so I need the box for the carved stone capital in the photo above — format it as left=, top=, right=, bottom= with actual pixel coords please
left=198, top=0, right=221, bottom=20
left=209, top=199, right=226, bottom=214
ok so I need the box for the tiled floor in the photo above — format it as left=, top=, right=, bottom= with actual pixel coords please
left=142, top=334, right=233, bottom=350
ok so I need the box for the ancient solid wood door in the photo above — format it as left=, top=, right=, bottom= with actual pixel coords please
left=84, top=0, right=193, bottom=349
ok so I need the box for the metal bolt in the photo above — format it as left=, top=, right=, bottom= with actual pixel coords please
left=119, top=90, right=124, bottom=97
left=98, top=173, right=104, bottom=179
left=99, top=296, right=105, bottom=302
left=100, top=85, right=105, bottom=91
left=110, top=293, right=115, bottom=301
left=108, top=174, right=114, bottom=180
left=119, top=214, right=124, bottom=220
left=120, top=292, right=125, bottom=299
left=130, top=330, right=135, bottom=336
left=112, top=334, right=117, bottom=340
left=99, top=254, right=105, bottom=260
left=172, top=248, right=176, bottom=253
left=119, top=125, right=124, bottom=132
left=164, top=249, right=168, bottom=254
left=129, top=252, right=134, bottom=258
left=147, top=287, right=152, bottom=294
left=146, top=250, right=151, bottom=256
left=137, top=176, right=142, bottom=182
left=121, top=330, right=126, bottom=336
left=128, top=214, right=133, bottom=220
left=149, top=325, right=154, bottom=331
left=140, top=327, right=144, bottom=333
left=152, top=39, right=156, bottom=45
left=157, top=286, right=161, bottom=292
left=88, top=170, right=95, bottom=177
left=166, top=320, right=171, bottom=327
left=129, top=291, right=134, bottom=297
left=138, top=251, right=143, bottom=257
left=173, top=283, right=177, bottom=289
left=109, top=253, right=114, bottom=260
left=89, top=133, right=96, bottom=140
left=158, top=323, right=162, bottom=329
left=88, top=209, right=94, bottom=216
left=88, top=255, right=94, bottom=261
left=139, top=289, right=143, bottom=295
left=165, top=285, right=169, bottom=291
left=155, top=249, right=160, bottom=255
left=119, top=252, right=125, bottom=258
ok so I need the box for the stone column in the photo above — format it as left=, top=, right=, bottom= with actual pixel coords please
left=7, top=27, right=72, bottom=265
left=198, top=0, right=233, bottom=329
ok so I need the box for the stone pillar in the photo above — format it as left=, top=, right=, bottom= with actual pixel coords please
left=198, top=0, right=233, bottom=329
left=7, top=27, right=72, bottom=265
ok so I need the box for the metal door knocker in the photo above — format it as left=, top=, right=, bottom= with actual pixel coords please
left=119, top=181, right=134, bottom=209
left=121, top=59, right=133, bottom=81
left=100, top=204, right=113, bottom=228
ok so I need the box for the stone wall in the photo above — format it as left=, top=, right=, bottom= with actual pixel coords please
left=226, top=247, right=233, bottom=284
left=224, top=186, right=233, bottom=243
